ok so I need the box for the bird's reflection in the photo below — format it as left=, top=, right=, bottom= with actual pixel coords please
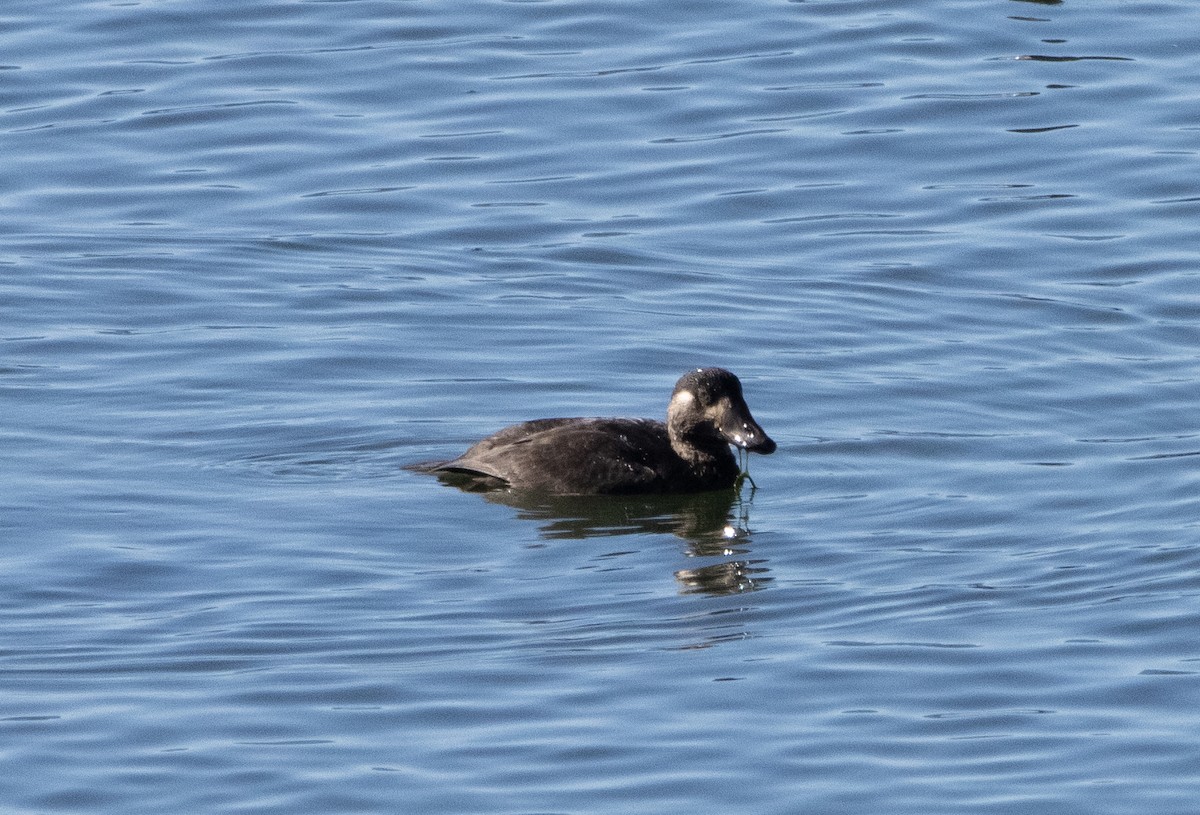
left=433, top=471, right=771, bottom=595
left=674, top=559, right=770, bottom=596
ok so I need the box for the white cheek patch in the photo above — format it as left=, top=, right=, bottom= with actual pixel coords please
left=671, top=390, right=696, bottom=408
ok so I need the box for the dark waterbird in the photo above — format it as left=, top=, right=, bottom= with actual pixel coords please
left=416, top=368, right=775, bottom=495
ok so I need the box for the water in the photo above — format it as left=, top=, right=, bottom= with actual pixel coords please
left=3, top=0, right=1199, bottom=812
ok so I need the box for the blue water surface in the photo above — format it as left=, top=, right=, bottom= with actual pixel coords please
left=3, top=0, right=1200, bottom=812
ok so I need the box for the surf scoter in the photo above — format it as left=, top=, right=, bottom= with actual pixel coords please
left=424, top=367, right=775, bottom=495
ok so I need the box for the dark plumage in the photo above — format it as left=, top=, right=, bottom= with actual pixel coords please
left=425, top=368, right=775, bottom=495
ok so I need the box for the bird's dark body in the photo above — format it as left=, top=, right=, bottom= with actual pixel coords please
left=422, top=368, right=775, bottom=496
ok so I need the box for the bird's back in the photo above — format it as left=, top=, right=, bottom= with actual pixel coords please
left=435, top=417, right=688, bottom=494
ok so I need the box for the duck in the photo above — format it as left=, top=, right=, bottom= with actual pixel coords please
left=423, top=367, right=775, bottom=495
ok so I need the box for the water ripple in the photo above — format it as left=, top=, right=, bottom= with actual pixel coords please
left=4, top=0, right=1200, bottom=812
